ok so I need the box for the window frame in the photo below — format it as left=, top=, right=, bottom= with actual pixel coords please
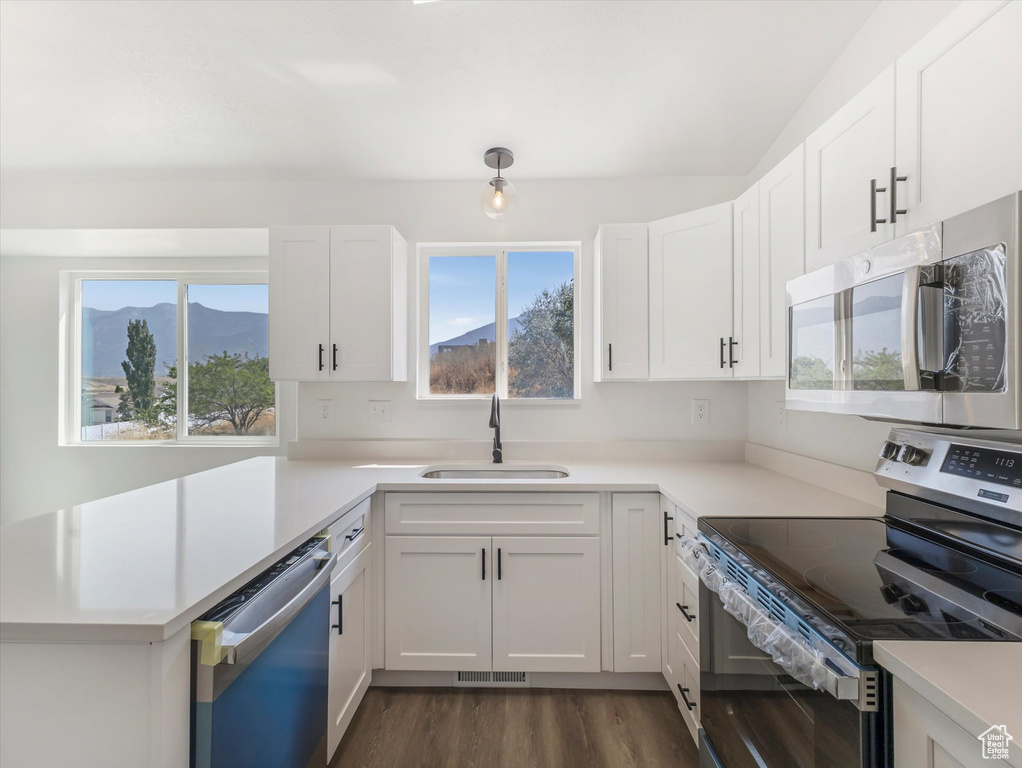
left=63, top=269, right=278, bottom=446
left=417, top=242, right=582, bottom=402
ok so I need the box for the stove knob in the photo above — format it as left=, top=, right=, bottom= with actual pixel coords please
left=880, top=583, right=905, bottom=604
left=900, top=594, right=929, bottom=615
left=897, top=444, right=928, bottom=466
left=880, top=441, right=900, bottom=461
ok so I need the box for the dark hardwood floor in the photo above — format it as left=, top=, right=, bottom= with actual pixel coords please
left=329, top=687, right=698, bottom=768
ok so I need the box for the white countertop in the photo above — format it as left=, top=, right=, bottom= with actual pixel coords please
left=875, top=641, right=1022, bottom=749
left=0, top=456, right=881, bottom=643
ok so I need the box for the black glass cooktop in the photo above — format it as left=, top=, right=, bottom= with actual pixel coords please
left=698, top=515, right=1022, bottom=664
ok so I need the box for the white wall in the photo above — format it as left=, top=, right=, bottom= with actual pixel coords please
left=0, top=254, right=295, bottom=524
left=0, top=175, right=749, bottom=522
left=748, top=0, right=960, bottom=183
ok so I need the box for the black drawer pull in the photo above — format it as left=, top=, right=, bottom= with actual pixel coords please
left=497, top=548, right=502, bottom=580
left=664, top=510, right=674, bottom=546
left=318, top=343, right=325, bottom=371
left=678, top=684, right=696, bottom=711
left=677, top=603, right=695, bottom=622
left=482, top=548, right=486, bottom=580
left=332, top=343, right=339, bottom=371
left=331, top=595, right=343, bottom=635
left=344, top=526, right=365, bottom=542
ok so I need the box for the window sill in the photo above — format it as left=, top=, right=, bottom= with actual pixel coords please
left=415, top=396, right=581, bottom=406
left=63, top=438, right=279, bottom=449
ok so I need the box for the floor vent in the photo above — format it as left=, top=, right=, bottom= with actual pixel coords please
left=453, top=671, right=530, bottom=687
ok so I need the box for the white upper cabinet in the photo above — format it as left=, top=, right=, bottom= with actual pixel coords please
left=731, top=184, right=761, bottom=379
left=269, top=225, right=407, bottom=381
left=269, top=227, right=331, bottom=380
left=805, top=66, right=896, bottom=272
left=649, top=202, right=734, bottom=379
left=594, top=224, right=649, bottom=380
left=758, top=144, right=805, bottom=377
left=894, top=0, right=1022, bottom=234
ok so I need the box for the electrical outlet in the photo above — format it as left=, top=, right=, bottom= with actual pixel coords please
left=776, top=401, right=787, bottom=431
left=317, top=399, right=332, bottom=421
left=692, top=399, right=710, bottom=425
left=368, top=400, right=392, bottom=423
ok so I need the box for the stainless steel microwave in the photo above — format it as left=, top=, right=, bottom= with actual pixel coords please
left=785, top=192, right=1021, bottom=429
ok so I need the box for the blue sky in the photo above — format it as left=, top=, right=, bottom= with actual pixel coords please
left=82, top=281, right=268, bottom=313
left=428, top=251, right=573, bottom=345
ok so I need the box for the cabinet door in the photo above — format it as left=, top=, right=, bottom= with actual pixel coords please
left=893, top=679, right=987, bottom=768
left=894, top=0, right=1022, bottom=234
left=269, top=227, right=331, bottom=380
left=732, top=185, right=761, bottom=378
left=611, top=494, right=661, bottom=673
left=327, top=544, right=371, bottom=761
left=384, top=536, right=491, bottom=671
left=805, top=66, right=896, bottom=271
left=491, top=536, right=601, bottom=673
left=329, top=226, right=406, bottom=381
left=648, top=202, right=734, bottom=379
left=758, top=144, right=805, bottom=377
left=595, top=225, right=649, bottom=380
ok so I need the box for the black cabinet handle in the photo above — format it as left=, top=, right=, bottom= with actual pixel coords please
left=664, top=510, right=674, bottom=546
left=729, top=336, right=738, bottom=368
left=870, top=178, right=888, bottom=232
left=677, top=603, right=695, bottom=622
left=719, top=337, right=726, bottom=369
left=318, top=343, right=325, bottom=371
left=482, top=548, right=486, bottom=580
left=889, top=166, right=907, bottom=223
left=497, top=548, right=502, bottom=580
left=678, top=684, right=696, bottom=711
left=344, top=526, right=364, bottom=542
left=332, top=343, right=339, bottom=371
left=331, top=595, right=343, bottom=635
left=608, top=343, right=613, bottom=372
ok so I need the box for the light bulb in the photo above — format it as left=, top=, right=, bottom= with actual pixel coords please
left=480, top=177, right=517, bottom=220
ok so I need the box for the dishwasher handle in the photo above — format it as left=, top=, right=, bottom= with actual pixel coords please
left=222, top=549, right=337, bottom=667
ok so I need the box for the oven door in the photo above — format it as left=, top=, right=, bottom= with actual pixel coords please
left=786, top=224, right=944, bottom=424
left=699, top=580, right=888, bottom=768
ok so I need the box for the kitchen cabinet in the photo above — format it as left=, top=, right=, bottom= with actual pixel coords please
left=384, top=536, right=492, bottom=671
left=491, top=536, right=601, bottom=673
left=594, top=224, right=649, bottom=380
left=660, top=499, right=679, bottom=688
left=893, top=678, right=987, bottom=768
left=327, top=543, right=372, bottom=761
left=805, top=66, right=896, bottom=271
left=731, top=184, right=761, bottom=378
left=269, top=225, right=407, bottom=381
left=611, top=494, right=661, bottom=673
left=648, top=202, right=734, bottom=379
left=894, top=0, right=1022, bottom=234
left=758, top=144, right=805, bottom=377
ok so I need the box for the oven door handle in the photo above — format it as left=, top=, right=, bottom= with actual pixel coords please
left=901, top=265, right=922, bottom=391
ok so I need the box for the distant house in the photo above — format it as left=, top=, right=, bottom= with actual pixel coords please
left=84, top=394, right=119, bottom=425
left=437, top=339, right=491, bottom=355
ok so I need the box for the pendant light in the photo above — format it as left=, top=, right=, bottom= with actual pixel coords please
left=480, top=147, right=517, bottom=220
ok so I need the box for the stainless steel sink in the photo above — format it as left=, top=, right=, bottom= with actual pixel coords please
left=421, top=466, right=569, bottom=479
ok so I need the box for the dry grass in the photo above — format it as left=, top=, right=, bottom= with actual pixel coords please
left=429, top=347, right=495, bottom=395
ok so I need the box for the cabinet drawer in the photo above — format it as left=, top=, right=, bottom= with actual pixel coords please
left=673, top=552, right=700, bottom=660
left=672, top=635, right=701, bottom=745
left=327, top=497, right=370, bottom=571
left=384, top=493, right=599, bottom=535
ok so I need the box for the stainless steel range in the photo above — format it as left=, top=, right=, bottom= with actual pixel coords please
left=687, top=428, right=1022, bottom=768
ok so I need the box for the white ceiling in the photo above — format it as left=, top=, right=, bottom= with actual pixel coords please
left=0, top=0, right=879, bottom=181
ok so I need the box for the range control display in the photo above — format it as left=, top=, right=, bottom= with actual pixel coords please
left=940, top=444, right=1022, bottom=488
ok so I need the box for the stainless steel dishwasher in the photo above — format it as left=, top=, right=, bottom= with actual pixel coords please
left=190, top=534, right=336, bottom=768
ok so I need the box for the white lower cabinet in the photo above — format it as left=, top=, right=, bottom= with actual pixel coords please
left=384, top=536, right=492, bottom=671
left=893, top=678, right=990, bottom=768
left=491, top=536, right=601, bottom=673
left=611, top=493, right=662, bottom=673
left=327, top=543, right=372, bottom=761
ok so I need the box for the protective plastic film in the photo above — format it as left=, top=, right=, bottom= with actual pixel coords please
left=678, top=535, right=832, bottom=691
left=943, top=244, right=1008, bottom=393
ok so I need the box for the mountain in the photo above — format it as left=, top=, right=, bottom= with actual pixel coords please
left=81, top=302, right=269, bottom=378
left=429, top=316, right=523, bottom=357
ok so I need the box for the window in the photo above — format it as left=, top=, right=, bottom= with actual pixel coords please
left=419, top=244, right=580, bottom=399
left=71, top=273, right=275, bottom=443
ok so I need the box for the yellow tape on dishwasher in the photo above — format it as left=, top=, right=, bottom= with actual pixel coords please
left=191, top=620, right=225, bottom=666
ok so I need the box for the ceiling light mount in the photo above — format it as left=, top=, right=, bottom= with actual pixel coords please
left=480, top=147, right=517, bottom=220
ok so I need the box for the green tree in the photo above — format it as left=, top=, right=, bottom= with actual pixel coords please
left=121, top=319, right=157, bottom=415
left=157, top=364, right=178, bottom=424
left=790, top=355, right=834, bottom=390
left=507, top=279, right=574, bottom=398
left=188, top=352, right=274, bottom=435
left=853, top=347, right=904, bottom=391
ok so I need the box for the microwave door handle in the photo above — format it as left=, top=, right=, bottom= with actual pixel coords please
left=901, top=266, right=922, bottom=391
